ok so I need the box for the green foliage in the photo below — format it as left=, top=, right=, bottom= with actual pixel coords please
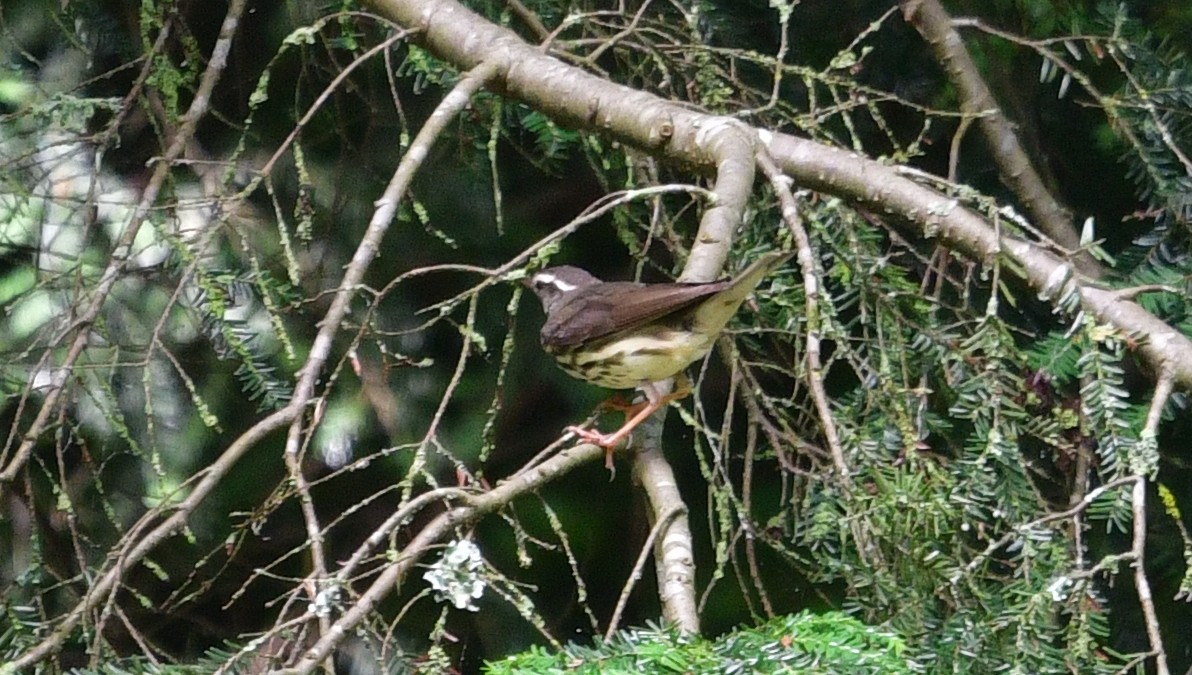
left=0, top=603, right=41, bottom=667
left=190, top=264, right=297, bottom=411
left=2, top=0, right=1190, bottom=673
left=485, top=612, right=911, bottom=675
left=1101, top=5, right=1192, bottom=294
left=724, top=195, right=1143, bottom=672
left=516, top=108, right=583, bottom=172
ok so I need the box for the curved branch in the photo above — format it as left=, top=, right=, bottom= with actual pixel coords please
left=633, top=116, right=756, bottom=637
left=361, top=0, right=1192, bottom=389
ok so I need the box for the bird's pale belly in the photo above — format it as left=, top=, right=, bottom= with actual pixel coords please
left=551, top=329, right=714, bottom=389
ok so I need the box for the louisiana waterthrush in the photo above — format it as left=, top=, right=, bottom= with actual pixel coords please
left=525, top=250, right=792, bottom=456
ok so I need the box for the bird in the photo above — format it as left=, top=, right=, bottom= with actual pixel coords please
left=524, top=250, right=792, bottom=464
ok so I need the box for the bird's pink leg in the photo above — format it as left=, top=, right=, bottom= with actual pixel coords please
left=566, top=375, right=693, bottom=469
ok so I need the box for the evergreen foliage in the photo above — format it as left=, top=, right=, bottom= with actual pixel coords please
left=485, top=612, right=911, bottom=675
left=1, top=0, right=1191, bottom=672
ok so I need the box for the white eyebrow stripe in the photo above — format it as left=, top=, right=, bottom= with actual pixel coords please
left=535, top=273, right=577, bottom=292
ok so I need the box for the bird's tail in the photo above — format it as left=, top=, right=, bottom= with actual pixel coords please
left=691, top=250, right=793, bottom=334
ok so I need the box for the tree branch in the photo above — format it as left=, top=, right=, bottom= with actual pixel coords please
left=361, top=0, right=1192, bottom=392
left=0, top=0, right=247, bottom=496
left=5, top=1, right=253, bottom=664
left=280, top=442, right=606, bottom=674
left=763, top=134, right=1192, bottom=388
left=1133, top=371, right=1174, bottom=675
left=899, top=0, right=1101, bottom=278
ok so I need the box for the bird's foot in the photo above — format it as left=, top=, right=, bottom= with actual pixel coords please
left=564, top=424, right=621, bottom=448
left=564, top=425, right=626, bottom=474
left=566, top=379, right=691, bottom=475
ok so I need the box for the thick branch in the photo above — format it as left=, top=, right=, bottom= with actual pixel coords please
left=630, top=426, right=700, bottom=633
left=362, top=0, right=1192, bottom=388
left=763, top=133, right=1192, bottom=389
left=899, top=0, right=1101, bottom=278
left=364, top=0, right=746, bottom=174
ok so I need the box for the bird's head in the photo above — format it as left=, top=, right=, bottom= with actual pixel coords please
left=523, top=266, right=601, bottom=313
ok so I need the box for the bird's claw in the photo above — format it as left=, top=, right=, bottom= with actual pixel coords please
left=564, top=425, right=624, bottom=475
left=565, top=424, right=613, bottom=446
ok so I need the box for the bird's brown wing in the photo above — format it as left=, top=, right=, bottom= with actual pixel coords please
left=540, top=280, right=728, bottom=347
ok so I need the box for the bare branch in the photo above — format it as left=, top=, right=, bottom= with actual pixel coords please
left=762, top=133, right=1192, bottom=390
left=757, top=153, right=848, bottom=480
left=630, top=424, right=701, bottom=633
left=0, top=0, right=249, bottom=496
left=361, top=0, right=1192, bottom=392
left=899, top=0, right=1101, bottom=278
left=279, top=442, right=606, bottom=674
left=1133, top=371, right=1174, bottom=675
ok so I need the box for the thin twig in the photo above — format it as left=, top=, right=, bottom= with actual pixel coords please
left=8, top=1, right=253, bottom=666
left=278, top=442, right=605, bottom=674
left=582, top=0, right=654, bottom=66
left=399, top=293, right=481, bottom=502
left=416, top=183, right=717, bottom=319
left=740, top=389, right=774, bottom=617
left=505, top=0, right=551, bottom=42
left=605, top=506, right=684, bottom=640
left=945, top=476, right=1137, bottom=587
left=258, top=25, right=411, bottom=179
left=1133, top=370, right=1174, bottom=675
left=758, top=152, right=849, bottom=481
